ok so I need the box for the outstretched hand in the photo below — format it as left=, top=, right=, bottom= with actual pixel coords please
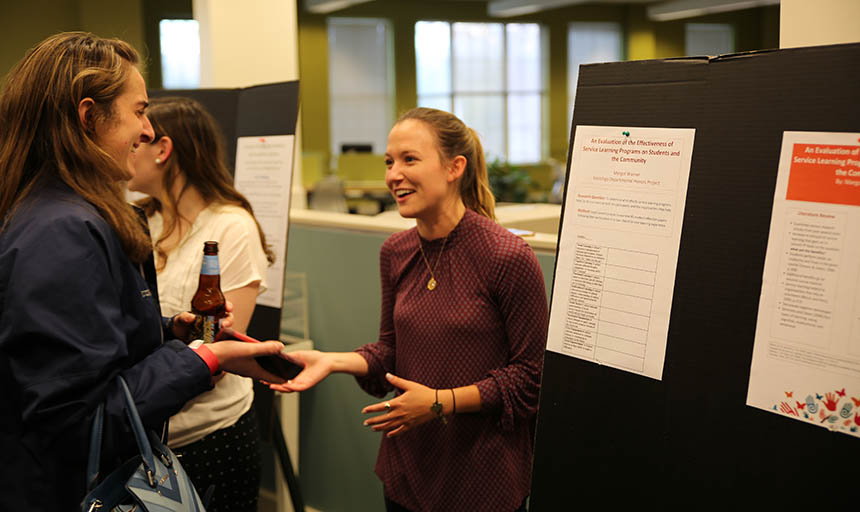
left=362, top=373, right=440, bottom=438
left=268, top=350, right=331, bottom=393
left=206, top=339, right=285, bottom=383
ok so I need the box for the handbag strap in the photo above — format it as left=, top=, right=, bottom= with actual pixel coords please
left=117, top=376, right=157, bottom=486
left=85, top=403, right=104, bottom=491
left=85, top=376, right=159, bottom=491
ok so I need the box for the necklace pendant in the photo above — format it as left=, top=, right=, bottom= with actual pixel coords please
left=427, top=277, right=437, bottom=290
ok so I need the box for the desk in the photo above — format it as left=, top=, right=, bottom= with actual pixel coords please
left=343, top=180, right=393, bottom=215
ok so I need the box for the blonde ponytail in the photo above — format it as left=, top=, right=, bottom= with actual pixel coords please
left=460, top=128, right=495, bottom=220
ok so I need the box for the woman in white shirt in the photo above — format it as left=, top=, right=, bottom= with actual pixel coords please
left=128, top=96, right=274, bottom=512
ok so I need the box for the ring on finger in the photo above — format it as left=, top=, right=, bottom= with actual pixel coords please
left=384, top=401, right=391, bottom=411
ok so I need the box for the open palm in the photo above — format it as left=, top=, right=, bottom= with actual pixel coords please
left=268, top=350, right=330, bottom=392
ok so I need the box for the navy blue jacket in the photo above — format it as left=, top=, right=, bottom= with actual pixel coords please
left=0, top=182, right=213, bottom=509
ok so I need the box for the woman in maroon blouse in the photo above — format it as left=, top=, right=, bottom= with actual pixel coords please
left=272, top=108, right=548, bottom=512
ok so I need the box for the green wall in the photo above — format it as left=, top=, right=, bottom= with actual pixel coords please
left=284, top=222, right=555, bottom=511
left=0, top=0, right=195, bottom=89
left=298, top=12, right=331, bottom=160
left=297, top=1, right=779, bottom=165
left=0, top=0, right=147, bottom=85
left=0, top=0, right=76, bottom=79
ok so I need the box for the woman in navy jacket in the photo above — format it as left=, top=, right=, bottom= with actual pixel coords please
left=0, top=32, right=287, bottom=509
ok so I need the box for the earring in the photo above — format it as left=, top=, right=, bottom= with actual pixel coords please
left=155, top=158, right=162, bottom=164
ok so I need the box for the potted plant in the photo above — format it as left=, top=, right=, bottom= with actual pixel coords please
left=487, top=158, right=535, bottom=203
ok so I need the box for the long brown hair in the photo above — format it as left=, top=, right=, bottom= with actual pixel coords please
left=0, top=32, right=150, bottom=262
left=396, top=107, right=496, bottom=220
left=135, top=96, right=275, bottom=269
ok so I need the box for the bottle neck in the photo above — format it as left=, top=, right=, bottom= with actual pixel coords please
left=200, top=254, right=220, bottom=275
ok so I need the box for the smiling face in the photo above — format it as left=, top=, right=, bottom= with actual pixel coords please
left=385, top=119, right=460, bottom=222
left=92, top=67, right=154, bottom=179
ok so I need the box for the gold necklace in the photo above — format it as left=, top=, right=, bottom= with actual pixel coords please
left=417, top=233, right=449, bottom=291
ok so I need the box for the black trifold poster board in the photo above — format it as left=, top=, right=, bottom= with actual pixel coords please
left=530, top=43, right=859, bottom=505
left=149, top=81, right=299, bottom=343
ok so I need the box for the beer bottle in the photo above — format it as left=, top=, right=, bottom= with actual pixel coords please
left=189, top=241, right=227, bottom=343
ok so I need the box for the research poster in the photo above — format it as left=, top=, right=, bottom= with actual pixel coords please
left=546, top=125, right=695, bottom=380
left=747, top=131, right=860, bottom=438
left=234, top=134, right=295, bottom=308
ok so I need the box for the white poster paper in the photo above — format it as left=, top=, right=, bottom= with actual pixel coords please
left=234, top=135, right=295, bottom=308
left=546, top=125, right=695, bottom=380
left=747, top=131, right=860, bottom=438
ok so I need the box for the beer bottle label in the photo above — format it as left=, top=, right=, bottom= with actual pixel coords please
left=202, top=315, right=219, bottom=343
left=201, top=254, right=220, bottom=275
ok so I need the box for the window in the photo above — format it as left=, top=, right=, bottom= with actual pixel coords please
left=328, top=18, right=394, bottom=159
left=568, top=22, right=622, bottom=130
left=415, top=21, right=546, bottom=164
left=685, top=23, right=734, bottom=56
left=159, top=19, right=200, bottom=89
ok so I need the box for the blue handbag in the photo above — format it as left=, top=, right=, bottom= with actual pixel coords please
left=80, top=376, right=207, bottom=512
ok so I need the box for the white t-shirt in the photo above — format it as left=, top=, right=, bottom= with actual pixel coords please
left=150, top=203, right=268, bottom=448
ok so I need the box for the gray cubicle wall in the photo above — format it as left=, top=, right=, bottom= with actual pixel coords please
left=284, top=221, right=556, bottom=512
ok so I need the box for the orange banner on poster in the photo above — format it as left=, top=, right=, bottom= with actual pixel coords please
left=786, top=143, right=860, bottom=206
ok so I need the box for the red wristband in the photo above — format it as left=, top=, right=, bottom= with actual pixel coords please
left=190, top=343, right=220, bottom=375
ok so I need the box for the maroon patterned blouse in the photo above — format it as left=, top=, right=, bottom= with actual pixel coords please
left=355, top=209, right=548, bottom=512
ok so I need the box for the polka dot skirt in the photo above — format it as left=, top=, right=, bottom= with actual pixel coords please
left=173, top=404, right=262, bottom=512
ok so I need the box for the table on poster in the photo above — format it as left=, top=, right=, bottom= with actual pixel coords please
left=562, top=242, right=657, bottom=372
